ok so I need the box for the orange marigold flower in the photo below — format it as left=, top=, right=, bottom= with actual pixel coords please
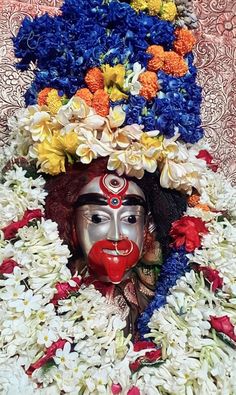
left=85, top=67, right=104, bottom=93
left=195, top=203, right=211, bottom=212
left=92, top=89, right=110, bottom=116
left=147, top=45, right=165, bottom=72
left=188, top=194, right=200, bottom=207
left=174, top=28, right=196, bottom=56
left=75, top=88, right=93, bottom=106
left=38, top=88, right=52, bottom=106
left=162, top=51, right=188, bottom=77
left=139, top=71, right=159, bottom=100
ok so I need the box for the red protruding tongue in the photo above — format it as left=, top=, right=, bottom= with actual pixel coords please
left=102, top=254, right=127, bottom=283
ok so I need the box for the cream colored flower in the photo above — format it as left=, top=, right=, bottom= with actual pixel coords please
left=108, top=142, right=144, bottom=178
left=108, top=106, right=126, bottom=128
left=76, top=129, right=112, bottom=164
left=56, top=96, right=90, bottom=127
left=124, top=62, right=145, bottom=95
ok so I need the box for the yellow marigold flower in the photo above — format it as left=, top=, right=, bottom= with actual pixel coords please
left=36, top=131, right=78, bottom=175
left=130, top=0, right=147, bottom=12
left=160, top=2, right=177, bottom=21
left=102, top=64, right=126, bottom=88
left=47, top=89, right=64, bottom=114
left=146, top=0, right=162, bottom=15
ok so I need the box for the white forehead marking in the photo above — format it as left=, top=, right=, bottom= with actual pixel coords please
left=78, top=175, right=146, bottom=200
left=102, top=174, right=127, bottom=194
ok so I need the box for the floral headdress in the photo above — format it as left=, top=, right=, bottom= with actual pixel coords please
left=1, top=1, right=236, bottom=394
left=8, top=0, right=207, bottom=194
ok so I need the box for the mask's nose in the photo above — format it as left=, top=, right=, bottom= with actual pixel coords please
left=106, top=216, right=122, bottom=241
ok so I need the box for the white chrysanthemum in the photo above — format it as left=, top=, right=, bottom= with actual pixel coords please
left=200, top=169, right=236, bottom=222
left=0, top=357, right=37, bottom=395
left=11, top=219, right=71, bottom=293
left=190, top=218, right=236, bottom=292
left=0, top=166, right=46, bottom=228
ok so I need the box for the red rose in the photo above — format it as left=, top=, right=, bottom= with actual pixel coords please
left=170, top=216, right=208, bottom=252
left=50, top=277, right=82, bottom=305
left=26, top=339, right=67, bottom=375
left=210, top=315, right=236, bottom=342
left=2, top=209, right=43, bottom=240
left=196, top=150, right=218, bottom=172
left=197, top=266, right=223, bottom=291
left=0, top=259, right=18, bottom=274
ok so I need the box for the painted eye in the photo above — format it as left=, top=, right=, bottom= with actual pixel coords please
left=91, top=214, right=102, bottom=224
left=91, top=214, right=108, bottom=224
left=123, top=215, right=137, bottom=224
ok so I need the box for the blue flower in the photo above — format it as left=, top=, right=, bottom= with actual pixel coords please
left=138, top=247, right=190, bottom=337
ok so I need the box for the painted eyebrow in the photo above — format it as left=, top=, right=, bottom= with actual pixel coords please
left=75, top=193, right=147, bottom=210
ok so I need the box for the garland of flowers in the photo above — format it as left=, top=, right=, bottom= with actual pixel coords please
left=0, top=0, right=236, bottom=393
left=0, top=154, right=236, bottom=394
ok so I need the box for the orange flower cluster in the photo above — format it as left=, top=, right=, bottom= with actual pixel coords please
left=93, top=89, right=110, bottom=117
left=147, top=44, right=188, bottom=77
left=174, top=28, right=196, bottom=56
left=75, top=68, right=110, bottom=116
left=37, top=88, right=52, bottom=106
left=188, top=194, right=200, bottom=207
left=162, top=51, right=188, bottom=77
left=85, top=67, right=104, bottom=92
left=195, top=203, right=210, bottom=212
left=146, top=45, right=165, bottom=72
left=139, top=71, right=159, bottom=100
left=75, top=88, right=93, bottom=106
left=188, top=194, right=210, bottom=211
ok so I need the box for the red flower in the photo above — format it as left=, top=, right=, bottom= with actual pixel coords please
left=2, top=209, right=43, bottom=240
left=145, top=349, right=162, bottom=362
left=50, top=277, right=82, bottom=305
left=0, top=259, right=18, bottom=274
left=111, top=384, right=122, bottom=394
left=127, top=386, right=141, bottom=395
left=133, top=340, right=156, bottom=352
left=197, top=266, right=223, bottom=291
left=26, top=339, right=67, bottom=375
left=130, top=342, right=162, bottom=372
left=210, top=315, right=236, bottom=342
left=170, top=216, right=208, bottom=252
left=196, top=150, right=218, bottom=172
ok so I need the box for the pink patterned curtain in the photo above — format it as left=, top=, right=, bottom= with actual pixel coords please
left=0, top=0, right=235, bottom=182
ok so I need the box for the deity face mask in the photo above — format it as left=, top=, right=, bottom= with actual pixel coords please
left=75, top=174, right=147, bottom=283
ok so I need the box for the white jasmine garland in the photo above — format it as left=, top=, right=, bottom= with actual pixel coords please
left=1, top=108, right=236, bottom=395
left=0, top=166, right=46, bottom=228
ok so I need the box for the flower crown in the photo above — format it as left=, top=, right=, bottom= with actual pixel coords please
left=8, top=0, right=206, bottom=194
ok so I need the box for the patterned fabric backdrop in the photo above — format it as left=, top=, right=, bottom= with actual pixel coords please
left=0, top=0, right=235, bottom=182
